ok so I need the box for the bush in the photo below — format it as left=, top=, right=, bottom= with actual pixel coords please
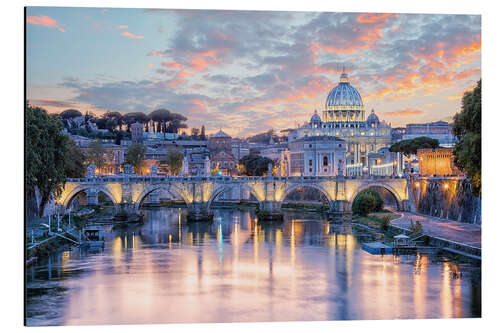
left=380, top=215, right=391, bottom=230
left=409, top=220, right=423, bottom=235
left=352, top=192, right=376, bottom=216
left=352, top=189, right=384, bottom=216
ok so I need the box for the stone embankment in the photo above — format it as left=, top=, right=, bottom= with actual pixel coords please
left=409, top=177, right=481, bottom=225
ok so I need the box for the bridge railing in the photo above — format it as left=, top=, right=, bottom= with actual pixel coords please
left=66, top=174, right=411, bottom=184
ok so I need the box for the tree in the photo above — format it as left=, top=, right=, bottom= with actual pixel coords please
left=64, top=139, right=86, bottom=178
left=453, top=80, right=481, bottom=196
left=191, top=127, right=200, bottom=138
left=159, top=149, right=184, bottom=175
left=352, top=189, right=383, bottom=216
left=86, top=140, right=107, bottom=172
left=352, top=192, right=376, bottom=216
left=200, top=125, right=206, bottom=140
left=389, top=136, right=439, bottom=156
left=101, top=111, right=123, bottom=132
left=122, top=112, right=149, bottom=132
left=26, top=105, right=69, bottom=217
left=60, top=109, right=82, bottom=119
left=238, top=155, right=275, bottom=176
left=150, top=109, right=188, bottom=135
left=126, top=143, right=147, bottom=174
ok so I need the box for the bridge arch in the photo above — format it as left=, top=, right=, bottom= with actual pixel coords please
left=62, top=184, right=119, bottom=208
left=348, top=182, right=402, bottom=211
left=280, top=183, right=334, bottom=209
left=135, top=184, right=193, bottom=210
left=206, top=183, right=263, bottom=209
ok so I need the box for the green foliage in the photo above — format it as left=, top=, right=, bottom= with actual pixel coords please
left=126, top=143, right=147, bottom=174
left=60, top=109, right=82, bottom=119
left=381, top=215, right=391, bottom=231
left=26, top=105, right=69, bottom=216
left=159, top=149, right=184, bottom=175
left=389, top=136, right=440, bottom=156
left=238, top=155, right=275, bottom=176
left=352, top=189, right=384, bottom=216
left=150, top=108, right=188, bottom=134
left=200, top=125, right=206, bottom=140
left=86, top=140, right=107, bottom=171
left=352, top=192, right=376, bottom=216
left=409, top=220, right=423, bottom=235
left=453, top=80, right=481, bottom=196
left=64, top=139, right=86, bottom=178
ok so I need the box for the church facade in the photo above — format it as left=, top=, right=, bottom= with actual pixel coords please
left=287, top=71, right=394, bottom=175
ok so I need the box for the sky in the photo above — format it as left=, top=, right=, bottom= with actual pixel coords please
left=26, top=7, right=481, bottom=137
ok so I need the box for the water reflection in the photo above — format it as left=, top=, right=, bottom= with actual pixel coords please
left=26, top=207, right=481, bottom=326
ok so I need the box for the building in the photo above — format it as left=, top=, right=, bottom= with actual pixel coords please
left=210, top=150, right=238, bottom=176
left=131, top=122, right=144, bottom=143
left=417, top=148, right=464, bottom=176
left=366, top=147, right=402, bottom=177
left=208, top=129, right=238, bottom=175
left=209, top=129, right=232, bottom=152
left=231, top=138, right=250, bottom=161
left=288, top=71, right=393, bottom=171
left=404, top=121, right=456, bottom=147
left=260, top=142, right=288, bottom=163
left=287, top=136, right=346, bottom=176
left=183, top=147, right=211, bottom=176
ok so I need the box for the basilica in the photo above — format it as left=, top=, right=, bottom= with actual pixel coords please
left=286, top=71, right=398, bottom=176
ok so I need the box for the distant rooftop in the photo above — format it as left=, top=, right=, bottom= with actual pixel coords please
left=211, top=129, right=230, bottom=138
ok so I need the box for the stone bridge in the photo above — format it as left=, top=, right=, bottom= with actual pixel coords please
left=56, top=174, right=410, bottom=222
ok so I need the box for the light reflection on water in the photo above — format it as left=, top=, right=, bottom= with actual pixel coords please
left=26, top=207, right=481, bottom=326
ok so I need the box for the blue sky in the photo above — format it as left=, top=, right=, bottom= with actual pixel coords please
left=26, top=7, right=481, bottom=136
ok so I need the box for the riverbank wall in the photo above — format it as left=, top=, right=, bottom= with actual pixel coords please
left=409, top=177, right=481, bottom=225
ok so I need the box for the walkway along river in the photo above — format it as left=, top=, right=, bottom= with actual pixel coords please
left=25, top=207, right=481, bottom=326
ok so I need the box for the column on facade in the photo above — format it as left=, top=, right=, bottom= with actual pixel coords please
left=316, top=152, right=320, bottom=175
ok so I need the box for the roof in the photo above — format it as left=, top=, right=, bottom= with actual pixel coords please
left=394, top=234, right=410, bottom=239
left=211, top=129, right=230, bottom=138
left=325, top=72, right=363, bottom=111
left=297, top=135, right=345, bottom=142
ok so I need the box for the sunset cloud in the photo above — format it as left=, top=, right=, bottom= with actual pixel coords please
left=121, top=31, right=144, bottom=39
left=357, top=13, right=396, bottom=23
left=27, top=15, right=64, bottom=32
left=27, top=9, right=481, bottom=136
left=383, top=108, right=425, bottom=116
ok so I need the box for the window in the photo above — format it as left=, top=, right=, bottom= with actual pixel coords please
left=309, top=159, right=313, bottom=166
left=323, top=156, right=328, bottom=166
left=309, top=168, right=312, bottom=172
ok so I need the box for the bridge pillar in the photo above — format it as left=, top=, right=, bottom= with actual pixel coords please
left=257, top=200, right=283, bottom=221
left=85, top=188, right=98, bottom=206
left=400, top=199, right=411, bottom=212
left=186, top=202, right=213, bottom=222
left=328, top=200, right=352, bottom=224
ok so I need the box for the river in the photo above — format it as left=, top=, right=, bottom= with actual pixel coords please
left=25, top=207, right=481, bottom=326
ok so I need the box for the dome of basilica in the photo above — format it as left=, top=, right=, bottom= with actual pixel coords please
left=325, top=72, right=363, bottom=111
left=366, top=109, right=380, bottom=123
left=310, top=110, right=321, bottom=123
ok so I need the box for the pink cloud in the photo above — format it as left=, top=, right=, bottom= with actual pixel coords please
left=27, top=15, right=64, bottom=32
left=383, top=108, right=425, bottom=116
left=118, top=25, right=128, bottom=29
left=121, top=31, right=144, bottom=39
